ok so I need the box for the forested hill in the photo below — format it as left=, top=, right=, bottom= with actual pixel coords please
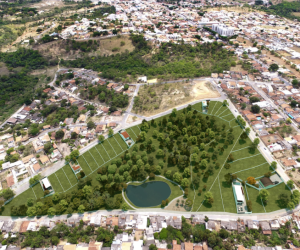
left=261, top=2, right=300, bottom=21
left=0, top=49, right=56, bottom=122
left=61, top=34, right=237, bottom=82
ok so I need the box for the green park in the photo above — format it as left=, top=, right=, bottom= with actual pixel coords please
left=1, top=101, right=297, bottom=216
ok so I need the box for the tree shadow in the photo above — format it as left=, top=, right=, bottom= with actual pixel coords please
left=221, top=181, right=231, bottom=188
left=238, top=139, right=247, bottom=145
left=203, top=201, right=212, bottom=208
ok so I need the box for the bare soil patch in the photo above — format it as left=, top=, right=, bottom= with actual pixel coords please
left=126, top=115, right=142, bottom=124
left=165, top=196, right=187, bottom=211
left=57, top=143, right=71, bottom=157
left=0, top=62, right=9, bottom=76
left=133, top=81, right=219, bottom=117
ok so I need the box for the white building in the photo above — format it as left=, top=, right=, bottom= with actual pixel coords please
left=211, top=23, right=234, bottom=37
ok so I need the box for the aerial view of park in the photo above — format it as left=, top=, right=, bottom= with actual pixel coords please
left=2, top=101, right=294, bottom=217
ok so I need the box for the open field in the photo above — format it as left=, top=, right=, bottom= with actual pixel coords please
left=33, top=35, right=135, bottom=61
left=2, top=101, right=291, bottom=215
left=133, top=81, right=220, bottom=117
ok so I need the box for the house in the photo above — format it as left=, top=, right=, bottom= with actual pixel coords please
left=43, top=125, right=51, bottom=130
left=111, top=111, right=122, bottom=116
left=247, top=220, right=259, bottom=230
left=7, top=118, right=17, bottom=125
left=95, top=125, right=106, bottom=133
left=77, top=114, right=86, bottom=123
left=260, top=221, right=271, bottom=235
left=107, top=122, right=117, bottom=128
left=107, top=217, right=119, bottom=227
left=64, top=118, right=74, bottom=125
left=270, top=220, right=280, bottom=230
left=22, top=154, right=35, bottom=164
left=6, top=174, right=15, bottom=187
left=32, top=163, right=41, bottom=173
left=19, top=221, right=30, bottom=233
left=172, top=240, right=181, bottom=250
left=40, top=155, right=50, bottom=165
left=184, top=243, right=193, bottom=250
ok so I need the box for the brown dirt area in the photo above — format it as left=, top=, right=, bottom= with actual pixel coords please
left=165, top=196, right=187, bottom=211
left=260, top=134, right=283, bottom=146
left=0, top=62, right=9, bottom=76
left=135, top=81, right=220, bottom=117
left=287, top=169, right=300, bottom=189
left=206, top=6, right=265, bottom=14
left=57, top=143, right=71, bottom=157
left=126, top=115, right=142, bottom=124
left=262, top=50, right=300, bottom=78
left=33, top=35, right=135, bottom=60
left=134, top=230, right=143, bottom=241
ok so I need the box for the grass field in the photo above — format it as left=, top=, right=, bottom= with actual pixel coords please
left=2, top=101, right=292, bottom=215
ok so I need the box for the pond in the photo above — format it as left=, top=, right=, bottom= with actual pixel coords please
left=126, top=181, right=171, bottom=207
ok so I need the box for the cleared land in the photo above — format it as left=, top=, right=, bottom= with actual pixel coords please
left=34, top=35, right=135, bottom=61
left=133, top=81, right=220, bottom=117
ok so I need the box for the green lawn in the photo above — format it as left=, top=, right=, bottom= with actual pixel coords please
left=95, top=143, right=110, bottom=162
left=55, top=168, right=72, bottom=191
left=48, top=174, right=64, bottom=193
left=1, top=188, right=36, bottom=215
left=245, top=185, right=266, bottom=213
left=63, top=165, right=78, bottom=186
left=89, top=147, right=105, bottom=166
left=32, top=182, right=45, bottom=199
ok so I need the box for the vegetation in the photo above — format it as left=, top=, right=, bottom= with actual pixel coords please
left=61, top=34, right=236, bottom=82
left=261, top=2, right=300, bottom=21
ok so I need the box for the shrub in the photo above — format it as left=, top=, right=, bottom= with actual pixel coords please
left=246, top=200, right=252, bottom=212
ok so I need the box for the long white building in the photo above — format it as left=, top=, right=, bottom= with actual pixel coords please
left=212, top=23, right=234, bottom=37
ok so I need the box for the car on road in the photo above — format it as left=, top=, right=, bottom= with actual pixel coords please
left=234, top=110, right=237, bottom=113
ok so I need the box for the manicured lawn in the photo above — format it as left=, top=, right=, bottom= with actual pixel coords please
left=64, top=165, right=78, bottom=186
left=32, top=183, right=45, bottom=199
left=213, top=104, right=227, bottom=117
left=101, top=140, right=116, bottom=159
left=222, top=114, right=236, bottom=122
left=264, top=183, right=292, bottom=213
left=83, top=151, right=99, bottom=171
left=113, top=134, right=128, bottom=151
left=245, top=185, right=265, bottom=213
left=77, top=156, right=92, bottom=175
left=95, top=143, right=110, bottom=162
left=218, top=109, right=232, bottom=118
left=89, top=147, right=105, bottom=166
left=55, top=168, right=72, bottom=191
left=48, top=173, right=64, bottom=193
left=1, top=188, right=36, bottom=215
left=127, top=128, right=138, bottom=141
left=198, top=177, right=224, bottom=212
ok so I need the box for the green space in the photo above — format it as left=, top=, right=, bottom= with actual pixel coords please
left=2, top=101, right=293, bottom=216
left=32, top=183, right=45, bottom=199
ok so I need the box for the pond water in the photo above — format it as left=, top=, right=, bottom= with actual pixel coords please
left=126, top=181, right=171, bottom=207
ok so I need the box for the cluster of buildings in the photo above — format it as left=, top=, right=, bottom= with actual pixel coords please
left=0, top=68, right=137, bottom=191
left=2, top=211, right=300, bottom=250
